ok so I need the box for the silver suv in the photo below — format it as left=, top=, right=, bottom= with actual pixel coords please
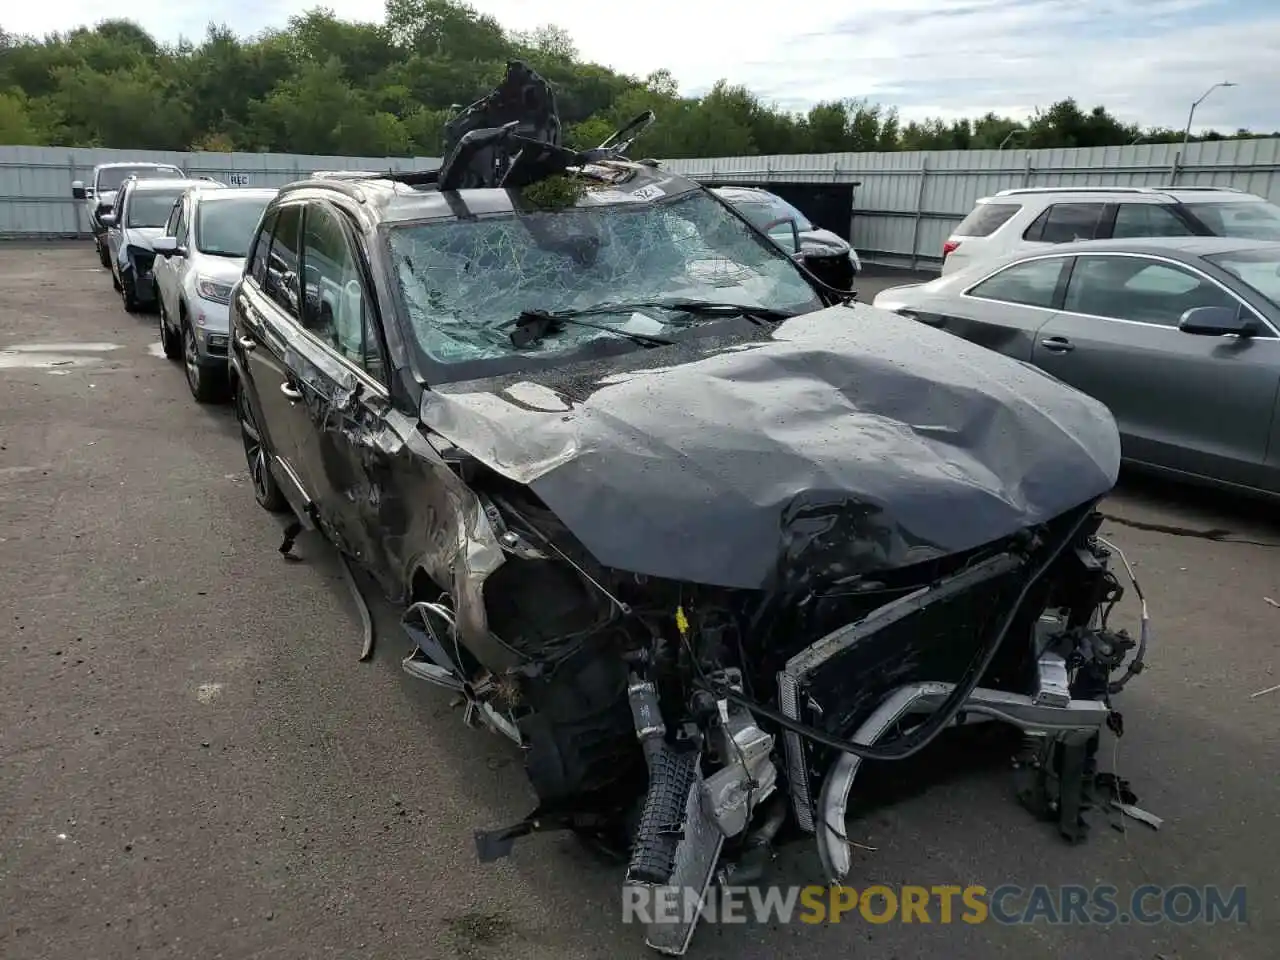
left=942, top=186, right=1280, bottom=275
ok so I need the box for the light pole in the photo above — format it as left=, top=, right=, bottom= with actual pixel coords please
left=1182, top=82, right=1236, bottom=149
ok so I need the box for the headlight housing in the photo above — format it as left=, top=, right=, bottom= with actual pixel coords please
left=196, top=276, right=234, bottom=305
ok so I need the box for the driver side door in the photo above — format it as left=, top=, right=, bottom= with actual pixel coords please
left=1032, top=253, right=1280, bottom=487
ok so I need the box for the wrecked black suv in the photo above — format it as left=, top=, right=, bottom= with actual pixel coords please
left=229, top=64, right=1148, bottom=956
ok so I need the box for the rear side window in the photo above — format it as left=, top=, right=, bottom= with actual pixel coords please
left=954, top=202, right=1021, bottom=237
left=967, top=256, right=1068, bottom=309
left=1024, top=203, right=1108, bottom=244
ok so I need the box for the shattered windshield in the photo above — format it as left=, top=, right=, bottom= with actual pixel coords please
left=387, top=189, right=823, bottom=365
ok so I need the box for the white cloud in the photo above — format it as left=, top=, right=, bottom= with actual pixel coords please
left=4, top=0, right=1277, bottom=131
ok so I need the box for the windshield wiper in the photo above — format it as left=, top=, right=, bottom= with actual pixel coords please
left=566, top=298, right=796, bottom=324
left=506, top=309, right=676, bottom=349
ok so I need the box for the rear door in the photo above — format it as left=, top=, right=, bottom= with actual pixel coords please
left=1013, top=202, right=1112, bottom=259
left=1031, top=253, right=1280, bottom=486
left=919, top=254, right=1071, bottom=361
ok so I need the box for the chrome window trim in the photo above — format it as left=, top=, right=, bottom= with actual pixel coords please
left=961, top=250, right=1279, bottom=337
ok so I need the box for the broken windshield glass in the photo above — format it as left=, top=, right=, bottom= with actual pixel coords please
left=386, top=189, right=823, bottom=365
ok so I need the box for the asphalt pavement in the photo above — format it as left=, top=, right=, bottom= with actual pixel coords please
left=1, top=246, right=1276, bottom=960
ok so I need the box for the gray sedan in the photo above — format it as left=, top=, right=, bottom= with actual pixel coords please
left=872, top=237, right=1280, bottom=496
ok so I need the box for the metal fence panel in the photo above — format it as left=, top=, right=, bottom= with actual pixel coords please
left=0, top=145, right=441, bottom=238
left=664, top=138, right=1280, bottom=269
left=5, top=139, right=1280, bottom=269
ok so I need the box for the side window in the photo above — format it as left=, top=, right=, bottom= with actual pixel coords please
left=169, top=201, right=187, bottom=243
left=175, top=201, right=190, bottom=246
left=954, top=202, right=1021, bottom=237
left=1024, top=203, right=1108, bottom=244
left=1111, top=203, right=1195, bottom=239
left=966, top=257, right=1067, bottom=309
left=1063, top=256, right=1237, bottom=326
left=163, top=199, right=180, bottom=236
left=248, top=209, right=279, bottom=285
left=300, top=204, right=384, bottom=381
left=264, top=205, right=303, bottom=319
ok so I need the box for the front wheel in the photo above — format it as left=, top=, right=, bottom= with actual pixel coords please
left=158, top=302, right=181, bottom=360
left=183, top=321, right=226, bottom=404
left=96, top=238, right=110, bottom=269
left=235, top=381, right=289, bottom=513
left=120, top=271, right=140, bottom=312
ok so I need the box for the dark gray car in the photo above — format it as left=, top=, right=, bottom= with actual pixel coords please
left=873, top=236, right=1280, bottom=497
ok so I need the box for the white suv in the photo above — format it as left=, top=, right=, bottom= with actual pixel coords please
left=941, top=185, right=1280, bottom=275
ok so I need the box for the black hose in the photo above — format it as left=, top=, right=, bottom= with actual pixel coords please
left=697, top=507, right=1094, bottom=763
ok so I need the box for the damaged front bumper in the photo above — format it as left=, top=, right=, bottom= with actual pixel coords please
left=815, top=675, right=1111, bottom=884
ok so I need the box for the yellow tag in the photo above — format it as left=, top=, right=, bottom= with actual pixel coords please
left=675, top=605, right=690, bottom=637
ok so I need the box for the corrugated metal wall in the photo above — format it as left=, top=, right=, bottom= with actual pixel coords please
left=4, top=139, right=1280, bottom=269
left=664, top=137, right=1280, bottom=269
left=0, top=145, right=441, bottom=238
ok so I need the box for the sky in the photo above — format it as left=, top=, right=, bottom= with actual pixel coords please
left=4, top=0, right=1278, bottom=131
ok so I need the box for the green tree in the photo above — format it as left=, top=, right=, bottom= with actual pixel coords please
left=0, top=4, right=1266, bottom=156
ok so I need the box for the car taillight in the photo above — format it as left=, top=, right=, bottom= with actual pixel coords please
left=942, top=240, right=961, bottom=258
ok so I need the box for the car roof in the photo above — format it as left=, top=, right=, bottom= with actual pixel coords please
left=277, top=160, right=701, bottom=225
left=128, top=177, right=218, bottom=193
left=979, top=185, right=1261, bottom=204
left=94, top=161, right=183, bottom=172
left=194, top=187, right=278, bottom=202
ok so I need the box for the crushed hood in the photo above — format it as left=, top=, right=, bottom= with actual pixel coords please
left=420, top=303, right=1120, bottom=589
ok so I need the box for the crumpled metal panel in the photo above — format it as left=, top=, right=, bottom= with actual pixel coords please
left=420, top=301, right=1120, bottom=590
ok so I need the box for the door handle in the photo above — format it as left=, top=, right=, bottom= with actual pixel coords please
left=237, top=336, right=256, bottom=351
left=1040, top=336, right=1074, bottom=353
left=280, top=382, right=303, bottom=401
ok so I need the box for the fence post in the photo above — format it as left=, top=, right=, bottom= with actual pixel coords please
left=1168, top=150, right=1181, bottom=185
left=1022, top=152, right=1034, bottom=187
left=909, top=159, right=929, bottom=271
left=67, top=152, right=81, bottom=237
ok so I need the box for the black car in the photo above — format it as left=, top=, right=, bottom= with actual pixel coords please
left=712, top=185, right=861, bottom=290
left=227, top=63, right=1142, bottom=957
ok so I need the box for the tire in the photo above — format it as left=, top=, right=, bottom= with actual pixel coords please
left=121, top=272, right=140, bottom=312
left=182, top=319, right=226, bottom=404
left=97, top=239, right=110, bottom=269
left=111, top=265, right=122, bottom=292
left=235, top=380, right=289, bottom=514
left=158, top=302, right=181, bottom=360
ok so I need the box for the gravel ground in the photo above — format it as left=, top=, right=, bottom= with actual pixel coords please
left=1, top=245, right=1275, bottom=960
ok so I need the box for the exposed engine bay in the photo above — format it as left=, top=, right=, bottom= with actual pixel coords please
left=399, top=470, right=1147, bottom=955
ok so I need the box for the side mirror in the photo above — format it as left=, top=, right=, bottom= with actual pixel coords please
left=152, top=237, right=182, bottom=256
left=71, top=180, right=87, bottom=200
left=1178, top=305, right=1258, bottom=337
left=762, top=215, right=802, bottom=255
left=98, top=212, right=118, bottom=227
